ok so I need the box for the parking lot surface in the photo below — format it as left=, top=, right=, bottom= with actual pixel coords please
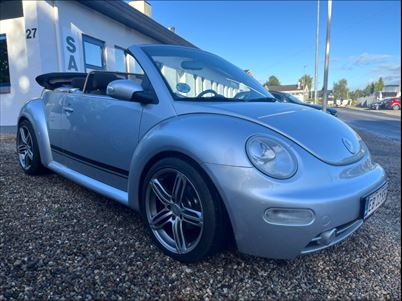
left=0, top=129, right=400, bottom=300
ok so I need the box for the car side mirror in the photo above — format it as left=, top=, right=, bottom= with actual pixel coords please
left=107, top=79, right=152, bottom=103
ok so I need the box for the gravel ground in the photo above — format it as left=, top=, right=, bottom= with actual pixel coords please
left=0, top=130, right=400, bottom=300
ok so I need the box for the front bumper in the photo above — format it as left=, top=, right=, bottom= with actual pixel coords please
left=203, top=152, right=387, bottom=259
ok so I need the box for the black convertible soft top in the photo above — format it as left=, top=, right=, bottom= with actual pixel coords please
left=36, top=72, right=87, bottom=90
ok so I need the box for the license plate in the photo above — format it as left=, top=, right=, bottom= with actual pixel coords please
left=363, top=183, right=388, bottom=219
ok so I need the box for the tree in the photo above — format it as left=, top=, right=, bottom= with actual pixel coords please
left=264, top=75, right=280, bottom=87
left=370, top=83, right=375, bottom=94
left=333, top=79, right=349, bottom=100
left=363, top=84, right=371, bottom=96
left=350, top=89, right=364, bottom=100
left=362, top=83, right=377, bottom=96
left=299, top=74, right=313, bottom=90
left=374, top=77, right=384, bottom=92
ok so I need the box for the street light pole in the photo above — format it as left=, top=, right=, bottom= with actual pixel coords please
left=314, top=0, right=320, bottom=104
left=322, top=0, right=332, bottom=113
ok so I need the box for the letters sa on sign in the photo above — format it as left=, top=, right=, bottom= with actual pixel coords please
left=62, top=28, right=81, bottom=72
left=65, top=36, right=78, bottom=71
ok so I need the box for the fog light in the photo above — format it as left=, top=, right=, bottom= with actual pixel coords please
left=264, top=208, right=315, bottom=226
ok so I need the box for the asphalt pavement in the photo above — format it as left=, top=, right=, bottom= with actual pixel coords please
left=337, top=108, right=401, bottom=142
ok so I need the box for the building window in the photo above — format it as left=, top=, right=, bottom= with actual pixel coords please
left=0, top=0, right=23, bottom=21
left=114, top=46, right=127, bottom=72
left=0, top=34, right=11, bottom=94
left=82, top=35, right=105, bottom=71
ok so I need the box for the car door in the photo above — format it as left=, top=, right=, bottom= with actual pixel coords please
left=61, top=78, right=144, bottom=192
left=43, top=89, right=68, bottom=164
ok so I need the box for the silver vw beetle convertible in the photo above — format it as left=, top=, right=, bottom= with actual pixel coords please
left=17, top=45, right=388, bottom=262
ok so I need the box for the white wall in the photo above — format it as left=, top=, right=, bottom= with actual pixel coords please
left=0, top=0, right=158, bottom=126
left=0, top=1, right=41, bottom=126
left=55, top=0, right=157, bottom=72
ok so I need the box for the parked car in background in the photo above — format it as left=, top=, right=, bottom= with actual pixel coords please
left=335, top=99, right=352, bottom=107
left=270, top=91, right=338, bottom=116
left=385, top=97, right=401, bottom=110
left=370, top=97, right=401, bottom=110
left=17, top=44, right=387, bottom=262
left=369, top=99, right=388, bottom=110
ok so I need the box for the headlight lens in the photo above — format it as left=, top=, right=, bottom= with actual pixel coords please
left=246, top=136, right=297, bottom=179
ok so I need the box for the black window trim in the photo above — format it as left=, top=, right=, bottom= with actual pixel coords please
left=114, top=45, right=128, bottom=72
left=82, top=34, right=106, bottom=71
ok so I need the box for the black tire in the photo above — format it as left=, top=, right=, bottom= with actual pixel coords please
left=393, top=104, right=400, bottom=111
left=141, top=157, right=226, bottom=262
left=16, top=120, right=45, bottom=175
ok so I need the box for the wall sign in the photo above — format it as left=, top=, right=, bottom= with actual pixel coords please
left=62, top=27, right=82, bottom=72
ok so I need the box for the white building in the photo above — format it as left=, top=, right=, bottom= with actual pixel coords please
left=0, top=0, right=193, bottom=126
left=265, top=82, right=309, bottom=101
left=380, top=84, right=401, bottom=99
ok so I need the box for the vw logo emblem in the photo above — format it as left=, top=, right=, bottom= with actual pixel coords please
left=342, top=138, right=356, bottom=154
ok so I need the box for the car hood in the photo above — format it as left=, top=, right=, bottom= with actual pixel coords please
left=306, top=103, right=336, bottom=113
left=174, top=101, right=365, bottom=165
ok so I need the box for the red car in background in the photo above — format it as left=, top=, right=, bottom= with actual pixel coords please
left=385, top=97, right=401, bottom=110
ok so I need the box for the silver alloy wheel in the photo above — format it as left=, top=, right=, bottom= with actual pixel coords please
left=145, top=168, right=204, bottom=254
left=17, top=126, right=34, bottom=170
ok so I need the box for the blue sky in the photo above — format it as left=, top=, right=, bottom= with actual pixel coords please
left=150, top=1, right=401, bottom=90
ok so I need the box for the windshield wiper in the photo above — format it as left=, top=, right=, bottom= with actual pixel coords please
left=245, top=97, right=277, bottom=103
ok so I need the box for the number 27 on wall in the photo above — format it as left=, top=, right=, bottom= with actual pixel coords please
left=26, top=28, right=37, bottom=39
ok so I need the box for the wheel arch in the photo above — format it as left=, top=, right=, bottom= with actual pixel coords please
left=135, top=149, right=236, bottom=248
left=17, top=98, right=52, bottom=166
left=127, top=114, right=259, bottom=210
left=126, top=113, right=268, bottom=247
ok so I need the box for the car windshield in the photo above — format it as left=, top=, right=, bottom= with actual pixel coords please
left=141, top=45, right=274, bottom=102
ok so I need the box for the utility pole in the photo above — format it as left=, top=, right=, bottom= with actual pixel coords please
left=322, top=0, right=332, bottom=113
left=314, top=0, right=320, bottom=104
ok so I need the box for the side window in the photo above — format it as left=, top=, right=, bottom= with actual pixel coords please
left=82, top=52, right=156, bottom=101
left=0, top=34, right=11, bottom=94
left=126, top=54, right=144, bottom=75
left=82, top=35, right=105, bottom=72
left=114, top=46, right=127, bottom=72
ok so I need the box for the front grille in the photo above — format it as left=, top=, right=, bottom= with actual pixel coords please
left=301, top=219, right=363, bottom=254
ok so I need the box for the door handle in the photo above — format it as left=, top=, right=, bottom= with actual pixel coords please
left=64, top=107, right=74, bottom=113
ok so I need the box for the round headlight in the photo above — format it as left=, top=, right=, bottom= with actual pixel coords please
left=246, top=136, right=297, bottom=179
